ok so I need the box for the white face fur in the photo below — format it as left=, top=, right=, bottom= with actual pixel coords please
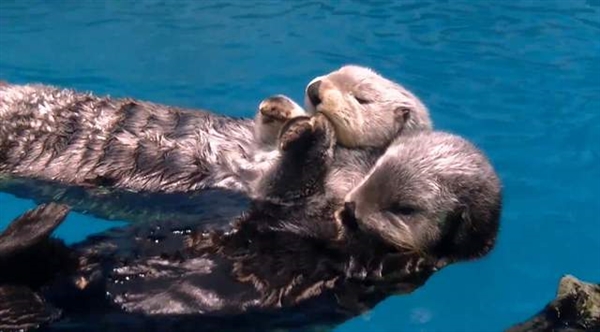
left=304, top=65, right=433, bottom=148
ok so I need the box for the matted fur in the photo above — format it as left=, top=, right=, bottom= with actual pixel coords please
left=0, top=65, right=433, bottom=224
left=343, top=131, right=503, bottom=262
left=0, top=83, right=270, bottom=194
left=0, top=127, right=501, bottom=331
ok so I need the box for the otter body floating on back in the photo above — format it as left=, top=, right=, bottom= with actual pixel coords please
left=0, top=65, right=432, bottom=223
left=0, top=123, right=500, bottom=331
left=0, top=83, right=265, bottom=194
left=0, top=83, right=310, bottom=223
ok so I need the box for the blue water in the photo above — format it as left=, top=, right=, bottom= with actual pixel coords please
left=1, top=0, right=599, bottom=331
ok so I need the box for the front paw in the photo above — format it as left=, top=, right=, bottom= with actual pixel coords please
left=279, top=116, right=314, bottom=151
left=279, top=113, right=335, bottom=152
left=310, top=112, right=334, bottom=136
left=258, top=95, right=305, bottom=124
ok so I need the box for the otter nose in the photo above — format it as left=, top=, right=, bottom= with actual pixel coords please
left=344, top=201, right=356, bottom=216
left=340, top=201, right=359, bottom=231
left=306, top=80, right=322, bottom=106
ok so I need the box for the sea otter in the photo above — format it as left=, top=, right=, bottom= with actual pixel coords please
left=0, top=116, right=500, bottom=331
left=0, top=65, right=432, bottom=224
left=304, top=65, right=432, bottom=148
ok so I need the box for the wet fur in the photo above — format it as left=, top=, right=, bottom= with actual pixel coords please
left=343, top=131, right=503, bottom=263
left=0, top=204, right=75, bottom=332
left=0, top=67, right=501, bottom=331
left=0, top=65, right=432, bottom=223
left=0, top=114, right=440, bottom=331
left=0, top=83, right=265, bottom=194
left=0, top=83, right=290, bottom=224
left=0, top=123, right=500, bottom=331
left=0, top=191, right=436, bottom=332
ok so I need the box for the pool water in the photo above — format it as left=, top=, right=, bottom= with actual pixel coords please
left=1, top=0, right=599, bottom=331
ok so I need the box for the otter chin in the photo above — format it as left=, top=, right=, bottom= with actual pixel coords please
left=338, top=130, right=502, bottom=264
left=304, top=65, right=432, bottom=149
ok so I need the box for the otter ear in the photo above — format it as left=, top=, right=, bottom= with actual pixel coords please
left=436, top=203, right=498, bottom=263
left=393, top=107, right=411, bottom=124
left=432, top=205, right=468, bottom=263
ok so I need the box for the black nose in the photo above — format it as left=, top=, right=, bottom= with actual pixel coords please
left=340, top=201, right=358, bottom=231
left=306, top=80, right=322, bottom=106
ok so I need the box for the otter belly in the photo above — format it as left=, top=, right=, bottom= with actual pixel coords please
left=0, top=83, right=264, bottom=223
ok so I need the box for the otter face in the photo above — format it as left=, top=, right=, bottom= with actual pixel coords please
left=305, top=65, right=432, bottom=149
left=339, top=131, right=502, bottom=264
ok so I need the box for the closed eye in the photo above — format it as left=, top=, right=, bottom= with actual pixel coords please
left=388, top=204, right=419, bottom=216
left=354, top=96, right=371, bottom=105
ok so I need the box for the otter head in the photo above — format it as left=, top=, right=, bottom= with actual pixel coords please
left=304, top=65, right=432, bottom=149
left=338, top=131, right=502, bottom=266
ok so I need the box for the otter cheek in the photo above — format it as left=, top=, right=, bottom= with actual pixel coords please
left=318, top=89, right=344, bottom=119
left=330, top=102, right=364, bottom=147
left=364, top=211, right=416, bottom=251
left=364, top=213, right=395, bottom=241
left=319, top=95, right=355, bottom=147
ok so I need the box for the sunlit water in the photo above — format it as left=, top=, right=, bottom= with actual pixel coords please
left=1, top=1, right=599, bottom=331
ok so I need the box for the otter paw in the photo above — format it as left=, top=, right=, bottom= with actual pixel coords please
left=279, top=116, right=315, bottom=151
left=258, top=95, right=298, bottom=124
left=310, top=112, right=333, bottom=135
